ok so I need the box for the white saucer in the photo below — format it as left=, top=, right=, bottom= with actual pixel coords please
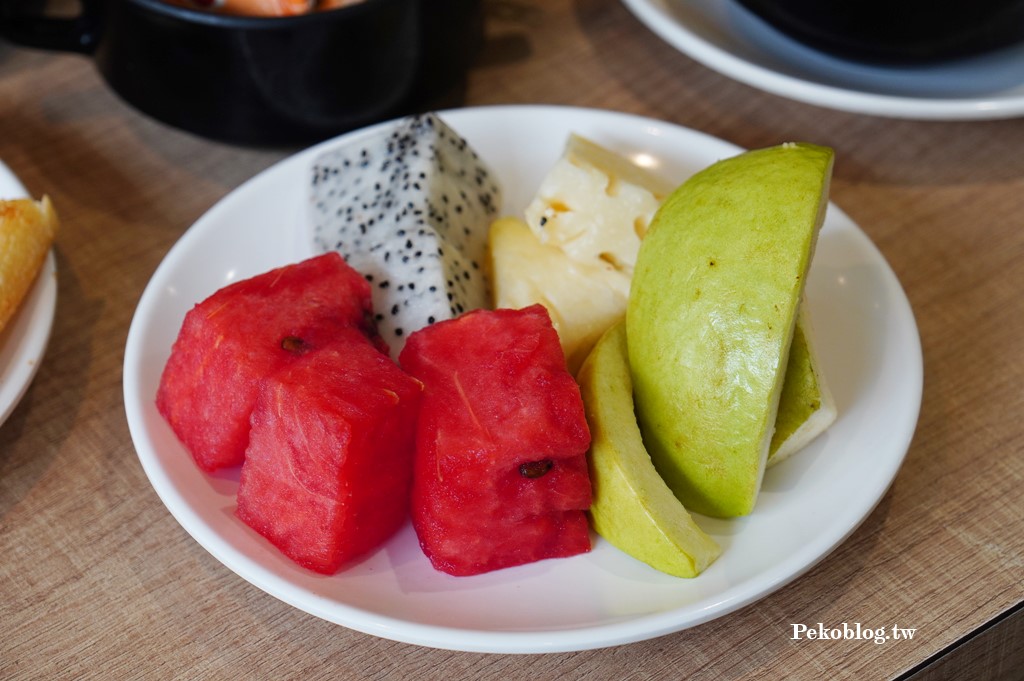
left=0, top=162, right=58, bottom=428
left=623, top=0, right=1024, bottom=119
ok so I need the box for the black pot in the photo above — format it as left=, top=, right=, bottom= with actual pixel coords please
left=0, top=0, right=484, bottom=145
left=734, top=0, right=1024, bottom=64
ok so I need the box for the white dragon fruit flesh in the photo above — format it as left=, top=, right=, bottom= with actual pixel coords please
left=308, top=113, right=501, bottom=357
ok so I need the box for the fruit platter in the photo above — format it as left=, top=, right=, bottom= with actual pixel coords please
left=123, top=105, right=922, bottom=653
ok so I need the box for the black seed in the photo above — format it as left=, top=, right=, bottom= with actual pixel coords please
left=519, top=460, right=553, bottom=478
left=280, top=336, right=308, bottom=354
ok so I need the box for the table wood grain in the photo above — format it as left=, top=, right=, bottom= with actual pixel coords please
left=2, top=1, right=1022, bottom=679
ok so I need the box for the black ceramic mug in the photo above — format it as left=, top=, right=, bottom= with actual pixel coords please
left=734, top=0, right=1024, bottom=64
left=0, top=0, right=483, bottom=145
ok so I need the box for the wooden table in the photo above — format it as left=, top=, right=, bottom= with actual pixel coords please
left=2, top=1, right=1022, bottom=678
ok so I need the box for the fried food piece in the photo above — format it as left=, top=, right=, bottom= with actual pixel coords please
left=164, top=0, right=315, bottom=16
left=0, top=196, right=58, bottom=335
left=217, top=0, right=314, bottom=16
left=163, top=0, right=361, bottom=15
left=316, top=0, right=365, bottom=9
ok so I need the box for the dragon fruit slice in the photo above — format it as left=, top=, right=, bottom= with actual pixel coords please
left=308, top=113, right=501, bottom=357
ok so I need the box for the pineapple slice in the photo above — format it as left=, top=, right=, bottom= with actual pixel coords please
left=491, top=135, right=673, bottom=372
left=524, top=134, right=674, bottom=276
left=488, top=217, right=625, bottom=373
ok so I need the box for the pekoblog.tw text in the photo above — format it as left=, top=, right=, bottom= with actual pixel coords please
left=790, top=622, right=917, bottom=644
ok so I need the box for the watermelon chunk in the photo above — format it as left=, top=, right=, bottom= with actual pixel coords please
left=398, top=304, right=593, bottom=576
left=236, top=328, right=422, bottom=574
left=156, top=252, right=383, bottom=472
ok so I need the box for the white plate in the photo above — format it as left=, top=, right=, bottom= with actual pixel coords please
left=0, top=161, right=57, bottom=428
left=123, top=105, right=923, bottom=653
left=622, top=0, right=1024, bottom=120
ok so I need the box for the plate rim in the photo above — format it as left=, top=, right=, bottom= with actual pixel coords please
left=621, top=0, right=1024, bottom=120
left=123, top=104, right=923, bottom=653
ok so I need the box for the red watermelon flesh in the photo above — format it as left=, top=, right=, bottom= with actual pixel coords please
left=156, top=252, right=384, bottom=472
left=398, top=304, right=593, bottom=576
left=236, top=327, right=422, bottom=574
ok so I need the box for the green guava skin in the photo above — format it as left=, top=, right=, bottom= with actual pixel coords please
left=626, top=143, right=834, bottom=518
left=578, top=322, right=721, bottom=578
